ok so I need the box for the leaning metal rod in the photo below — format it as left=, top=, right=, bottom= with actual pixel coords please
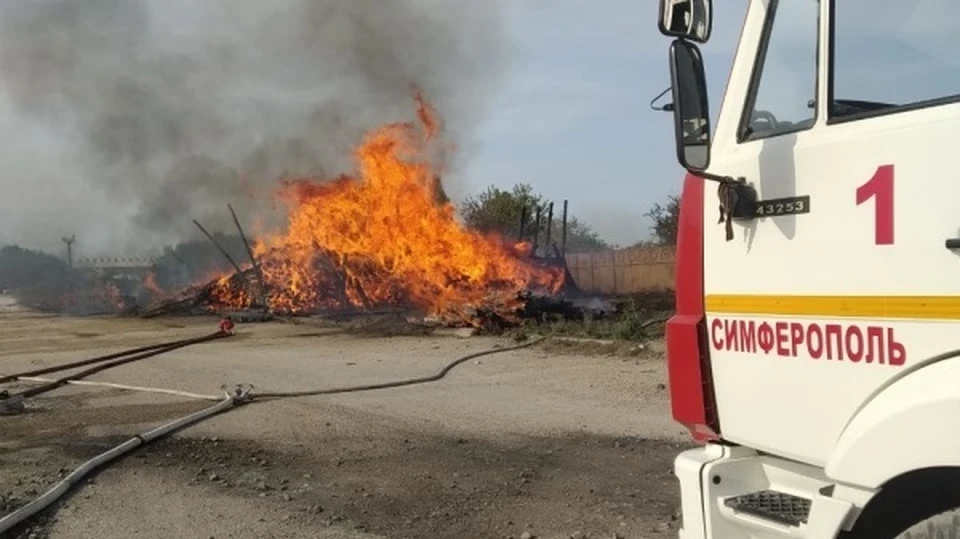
left=192, top=219, right=244, bottom=276
left=226, top=204, right=266, bottom=305
left=561, top=200, right=569, bottom=255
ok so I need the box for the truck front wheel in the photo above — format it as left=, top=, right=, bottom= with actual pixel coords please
left=897, top=509, right=960, bottom=539
left=843, top=507, right=960, bottom=539
left=840, top=469, right=960, bottom=539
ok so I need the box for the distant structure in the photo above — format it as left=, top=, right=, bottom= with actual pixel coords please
left=61, top=235, right=76, bottom=270
left=74, top=256, right=158, bottom=270
left=74, top=256, right=158, bottom=282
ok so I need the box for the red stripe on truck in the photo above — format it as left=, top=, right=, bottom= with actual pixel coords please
left=666, top=174, right=720, bottom=443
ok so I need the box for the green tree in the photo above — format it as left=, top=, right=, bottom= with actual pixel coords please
left=0, top=244, right=69, bottom=291
left=459, top=183, right=543, bottom=235
left=643, top=194, right=681, bottom=246
left=458, top=183, right=612, bottom=253
left=560, top=217, right=613, bottom=253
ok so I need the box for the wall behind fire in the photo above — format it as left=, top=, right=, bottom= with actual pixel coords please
left=564, top=245, right=675, bottom=295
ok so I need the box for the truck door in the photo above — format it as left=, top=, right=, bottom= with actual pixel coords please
left=702, top=0, right=960, bottom=466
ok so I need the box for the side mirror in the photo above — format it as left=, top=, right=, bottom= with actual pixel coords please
left=659, top=0, right=712, bottom=44
left=668, top=39, right=711, bottom=172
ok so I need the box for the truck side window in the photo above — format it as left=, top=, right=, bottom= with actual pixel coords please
left=830, top=0, right=960, bottom=121
left=739, top=0, right=819, bottom=142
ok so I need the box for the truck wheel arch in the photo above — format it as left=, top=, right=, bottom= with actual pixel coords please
left=838, top=468, right=960, bottom=538
left=827, top=356, right=960, bottom=488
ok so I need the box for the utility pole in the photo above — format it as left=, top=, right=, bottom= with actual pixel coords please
left=61, top=235, right=76, bottom=295
left=61, top=235, right=76, bottom=270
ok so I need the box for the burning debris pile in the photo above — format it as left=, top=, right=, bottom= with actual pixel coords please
left=142, top=94, right=568, bottom=327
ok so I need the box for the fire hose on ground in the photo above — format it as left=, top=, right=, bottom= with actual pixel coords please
left=0, top=333, right=225, bottom=385
left=251, top=335, right=545, bottom=399
left=0, top=330, right=232, bottom=415
left=0, top=385, right=251, bottom=535
left=0, top=323, right=546, bottom=535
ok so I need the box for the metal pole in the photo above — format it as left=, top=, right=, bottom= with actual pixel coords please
left=227, top=204, right=266, bottom=306
left=545, top=202, right=554, bottom=254
left=61, top=235, right=76, bottom=293
left=532, top=206, right=542, bottom=255
left=518, top=205, right=529, bottom=241
left=561, top=200, right=569, bottom=254
left=61, top=235, right=75, bottom=270
left=192, top=219, right=244, bottom=276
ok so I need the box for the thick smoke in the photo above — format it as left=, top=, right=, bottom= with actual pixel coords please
left=0, top=0, right=507, bottom=255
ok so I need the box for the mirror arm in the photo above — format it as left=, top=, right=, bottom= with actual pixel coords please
left=692, top=173, right=760, bottom=243
left=690, top=170, right=737, bottom=184
left=650, top=86, right=674, bottom=112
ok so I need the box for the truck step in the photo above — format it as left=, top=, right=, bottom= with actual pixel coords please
left=724, top=490, right=812, bottom=527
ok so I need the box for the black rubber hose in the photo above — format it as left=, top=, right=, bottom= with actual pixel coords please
left=0, top=337, right=546, bottom=528
left=11, top=331, right=229, bottom=400
left=253, top=336, right=545, bottom=400
left=0, top=334, right=222, bottom=385
left=0, top=388, right=250, bottom=534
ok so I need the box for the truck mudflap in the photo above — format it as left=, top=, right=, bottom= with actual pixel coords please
left=675, top=444, right=873, bottom=538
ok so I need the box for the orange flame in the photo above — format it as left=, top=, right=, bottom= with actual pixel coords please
left=142, top=271, right=165, bottom=298
left=211, top=91, right=564, bottom=321
left=102, top=281, right=126, bottom=312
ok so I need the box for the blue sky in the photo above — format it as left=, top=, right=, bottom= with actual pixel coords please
left=455, top=0, right=748, bottom=246
left=455, top=0, right=960, bottom=246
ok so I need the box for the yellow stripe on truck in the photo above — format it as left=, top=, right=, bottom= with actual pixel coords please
left=704, top=295, right=960, bottom=320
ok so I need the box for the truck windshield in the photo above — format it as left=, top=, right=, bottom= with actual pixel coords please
left=831, top=0, right=960, bottom=119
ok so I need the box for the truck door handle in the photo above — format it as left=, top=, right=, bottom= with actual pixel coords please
left=946, top=238, right=960, bottom=250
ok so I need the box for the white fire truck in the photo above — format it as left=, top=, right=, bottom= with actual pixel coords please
left=658, top=0, right=960, bottom=537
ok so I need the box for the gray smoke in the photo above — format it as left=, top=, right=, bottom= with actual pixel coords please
left=0, top=0, right=507, bottom=255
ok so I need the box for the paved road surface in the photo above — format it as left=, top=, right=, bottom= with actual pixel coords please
left=0, top=300, right=689, bottom=539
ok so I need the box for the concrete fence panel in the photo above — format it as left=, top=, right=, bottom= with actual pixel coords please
left=563, top=245, right=675, bottom=295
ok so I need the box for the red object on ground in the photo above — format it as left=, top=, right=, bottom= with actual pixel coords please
left=219, top=317, right=235, bottom=334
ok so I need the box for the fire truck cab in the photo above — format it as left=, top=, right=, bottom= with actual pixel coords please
left=658, top=0, right=960, bottom=537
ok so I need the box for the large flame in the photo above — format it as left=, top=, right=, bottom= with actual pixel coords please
left=212, top=92, right=564, bottom=321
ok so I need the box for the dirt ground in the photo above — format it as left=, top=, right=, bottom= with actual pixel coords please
left=0, top=296, right=692, bottom=539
